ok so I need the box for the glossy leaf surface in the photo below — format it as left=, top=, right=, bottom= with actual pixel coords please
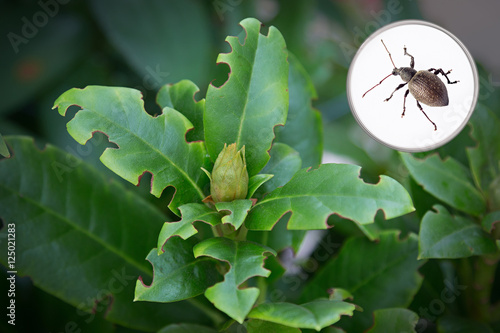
left=54, top=86, right=208, bottom=213
left=255, top=142, right=302, bottom=198
left=194, top=238, right=276, bottom=323
left=215, top=199, right=253, bottom=230
left=246, top=164, right=414, bottom=230
left=135, top=238, right=221, bottom=302
left=419, top=205, right=497, bottom=259
left=248, top=299, right=356, bottom=331
left=275, top=53, right=322, bottom=168
left=401, top=153, right=485, bottom=216
left=205, top=18, right=289, bottom=176
left=156, top=203, right=221, bottom=254
left=156, top=80, right=205, bottom=142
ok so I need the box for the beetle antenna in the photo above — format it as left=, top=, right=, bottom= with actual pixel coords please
left=362, top=73, right=393, bottom=98
left=381, top=39, right=396, bottom=69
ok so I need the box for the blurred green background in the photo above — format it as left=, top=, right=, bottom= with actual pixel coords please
left=1, top=0, right=500, bottom=332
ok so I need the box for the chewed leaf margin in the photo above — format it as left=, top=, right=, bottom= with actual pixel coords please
left=53, top=86, right=209, bottom=214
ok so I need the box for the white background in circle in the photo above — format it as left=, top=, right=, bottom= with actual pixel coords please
left=348, top=22, right=477, bottom=152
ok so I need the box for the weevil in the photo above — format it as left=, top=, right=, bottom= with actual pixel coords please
left=362, top=39, right=459, bottom=131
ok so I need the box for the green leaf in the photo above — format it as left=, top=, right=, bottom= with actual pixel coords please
left=90, top=0, right=211, bottom=86
left=246, top=164, right=414, bottom=230
left=328, top=288, right=354, bottom=301
left=157, top=324, right=218, bottom=333
left=366, top=308, right=418, bottom=333
left=401, top=152, right=486, bottom=216
left=275, top=53, right=322, bottom=168
left=419, top=205, right=497, bottom=259
left=301, top=231, right=424, bottom=332
left=245, top=319, right=301, bottom=333
left=248, top=215, right=307, bottom=253
left=204, top=17, right=289, bottom=176
left=247, top=174, right=274, bottom=199
left=54, top=86, right=208, bottom=214
left=135, top=238, right=221, bottom=303
left=215, top=199, right=254, bottom=230
left=466, top=104, right=500, bottom=192
left=194, top=238, right=277, bottom=323
left=482, top=211, right=500, bottom=233
left=157, top=203, right=221, bottom=254
left=158, top=323, right=218, bottom=333
left=0, top=133, right=9, bottom=157
left=157, top=80, right=205, bottom=142
left=255, top=142, right=302, bottom=198
left=0, top=137, right=210, bottom=331
left=438, top=315, right=494, bottom=333
left=248, top=143, right=305, bottom=252
left=248, top=299, right=356, bottom=331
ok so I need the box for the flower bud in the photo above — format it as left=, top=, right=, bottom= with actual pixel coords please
left=208, top=143, right=248, bottom=203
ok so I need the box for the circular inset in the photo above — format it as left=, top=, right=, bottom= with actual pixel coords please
left=347, top=20, right=478, bottom=152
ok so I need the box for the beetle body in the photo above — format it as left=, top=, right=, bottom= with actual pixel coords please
left=409, top=70, right=449, bottom=106
left=363, top=40, right=458, bottom=130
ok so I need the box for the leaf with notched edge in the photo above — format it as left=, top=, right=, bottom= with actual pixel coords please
left=204, top=18, right=289, bottom=177
left=215, top=199, right=253, bottom=230
left=401, top=152, right=485, bottom=216
left=53, top=86, right=209, bottom=214
left=157, top=80, right=205, bottom=142
left=194, top=237, right=276, bottom=323
left=248, top=299, right=356, bottom=331
left=156, top=203, right=222, bottom=255
left=135, top=237, right=222, bottom=303
left=246, top=163, right=414, bottom=230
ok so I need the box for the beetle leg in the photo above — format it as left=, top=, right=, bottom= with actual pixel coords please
left=384, top=82, right=407, bottom=102
left=402, top=89, right=410, bottom=118
left=427, top=68, right=459, bottom=84
left=404, top=46, right=415, bottom=69
left=416, top=101, right=437, bottom=131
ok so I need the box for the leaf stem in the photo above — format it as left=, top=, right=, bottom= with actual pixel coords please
left=214, top=224, right=224, bottom=237
left=460, top=252, right=500, bottom=322
left=235, top=224, right=248, bottom=241
left=187, top=297, right=226, bottom=326
left=256, top=276, right=268, bottom=305
left=474, top=252, right=500, bottom=322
